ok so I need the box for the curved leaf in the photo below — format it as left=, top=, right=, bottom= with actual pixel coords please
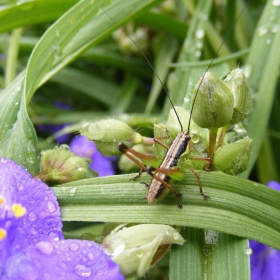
left=54, top=170, right=280, bottom=250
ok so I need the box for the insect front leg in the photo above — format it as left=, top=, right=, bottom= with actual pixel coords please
left=118, top=142, right=160, bottom=180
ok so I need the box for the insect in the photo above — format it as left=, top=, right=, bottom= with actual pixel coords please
left=102, top=3, right=249, bottom=209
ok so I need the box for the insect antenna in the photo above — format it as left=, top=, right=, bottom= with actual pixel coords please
left=187, top=0, right=250, bottom=134
left=100, top=7, right=184, bottom=132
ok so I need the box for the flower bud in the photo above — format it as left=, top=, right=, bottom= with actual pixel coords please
left=38, top=145, right=97, bottom=183
left=191, top=72, right=234, bottom=129
left=223, top=69, right=252, bottom=125
left=103, top=224, right=184, bottom=277
left=214, top=138, right=252, bottom=175
left=80, top=119, right=143, bottom=156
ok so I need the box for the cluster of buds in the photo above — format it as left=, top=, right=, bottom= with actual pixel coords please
left=189, top=69, right=252, bottom=175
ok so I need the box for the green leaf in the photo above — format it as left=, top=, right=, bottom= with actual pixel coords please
left=24, top=0, right=162, bottom=103
left=54, top=170, right=280, bottom=250
left=0, top=72, right=38, bottom=174
left=0, top=0, right=78, bottom=34
left=242, top=0, right=280, bottom=177
left=170, top=229, right=249, bottom=280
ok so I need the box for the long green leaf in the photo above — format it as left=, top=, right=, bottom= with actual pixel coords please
left=243, top=0, right=280, bottom=176
left=54, top=170, right=280, bottom=250
left=0, top=0, right=78, bottom=34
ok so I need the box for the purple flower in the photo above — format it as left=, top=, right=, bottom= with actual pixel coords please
left=250, top=181, right=280, bottom=280
left=0, top=158, right=124, bottom=280
left=70, top=135, right=115, bottom=177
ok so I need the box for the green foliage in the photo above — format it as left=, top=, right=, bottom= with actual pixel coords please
left=0, top=0, right=280, bottom=279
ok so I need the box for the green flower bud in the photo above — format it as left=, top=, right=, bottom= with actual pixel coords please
left=37, top=145, right=97, bottom=183
left=191, top=72, right=234, bottom=129
left=214, top=138, right=252, bottom=175
left=103, top=224, right=184, bottom=277
left=80, top=119, right=143, bottom=156
left=223, top=69, right=252, bottom=124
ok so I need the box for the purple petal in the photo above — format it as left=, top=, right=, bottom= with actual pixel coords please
left=267, top=181, right=280, bottom=192
left=250, top=240, right=280, bottom=280
left=250, top=180, right=280, bottom=280
left=0, top=158, right=63, bottom=250
left=4, top=239, right=124, bottom=280
left=70, top=136, right=115, bottom=177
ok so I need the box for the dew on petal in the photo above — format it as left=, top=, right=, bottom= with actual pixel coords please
left=28, top=211, right=37, bottom=222
left=47, top=201, right=57, bottom=213
left=16, top=183, right=24, bottom=191
left=48, top=231, right=60, bottom=241
left=36, top=241, right=54, bottom=255
left=69, top=242, right=79, bottom=251
left=74, top=264, right=92, bottom=277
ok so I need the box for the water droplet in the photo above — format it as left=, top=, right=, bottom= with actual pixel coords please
left=246, top=248, right=253, bottom=255
left=137, top=252, right=143, bottom=258
left=48, top=201, right=57, bottom=213
left=36, top=241, right=54, bottom=255
left=196, top=41, right=203, bottom=49
left=74, top=264, right=92, bottom=277
left=28, top=211, right=37, bottom=222
left=30, top=226, right=38, bottom=235
left=69, top=242, right=79, bottom=251
left=16, top=86, right=21, bottom=91
left=49, top=231, right=60, bottom=241
left=61, top=144, right=70, bottom=150
left=88, top=252, right=95, bottom=260
left=69, top=187, right=77, bottom=196
left=266, top=38, right=272, bottom=45
left=195, top=50, right=201, bottom=57
left=15, top=102, right=19, bottom=106
left=257, top=26, right=268, bottom=36
left=52, top=45, right=60, bottom=56
left=196, top=29, right=205, bottom=39
left=55, top=29, right=60, bottom=37
left=16, top=182, right=24, bottom=190
left=272, top=0, right=280, bottom=6
left=272, top=24, right=279, bottom=33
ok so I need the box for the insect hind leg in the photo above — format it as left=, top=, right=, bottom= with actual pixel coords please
left=191, top=169, right=210, bottom=199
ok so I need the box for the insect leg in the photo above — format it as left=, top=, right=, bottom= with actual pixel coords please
left=189, top=156, right=213, bottom=171
left=153, top=128, right=170, bottom=149
left=190, top=169, right=210, bottom=199
left=153, top=138, right=169, bottom=149
left=118, top=143, right=148, bottom=180
left=118, top=142, right=159, bottom=180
